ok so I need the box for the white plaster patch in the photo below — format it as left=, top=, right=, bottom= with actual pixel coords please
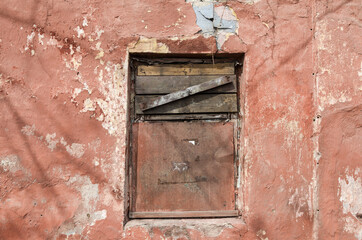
left=66, top=143, right=85, bottom=158
left=344, top=216, right=362, bottom=240
left=273, top=117, right=303, bottom=147
left=58, top=175, right=102, bottom=236
left=256, top=229, right=269, bottom=240
left=0, top=155, right=22, bottom=173
left=45, top=133, right=58, bottom=151
left=88, top=138, right=101, bottom=152
left=95, top=62, right=126, bottom=136
left=125, top=218, right=237, bottom=238
left=339, top=169, right=362, bottom=216
left=74, top=26, right=85, bottom=39
left=81, top=98, right=96, bottom=113
left=339, top=169, right=362, bottom=239
left=288, top=187, right=310, bottom=221
left=82, top=17, right=88, bottom=27
left=89, top=210, right=107, bottom=226
left=21, top=124, right=35, bottom=136
left=24, top=31, right=35, bottom=51
left=95, top=42, right=104, bottom=60
left=38, top=33, right=44, bottom=45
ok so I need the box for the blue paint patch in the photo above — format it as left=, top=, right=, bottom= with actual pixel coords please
left=192, top=2, right=214, bottom=34
left=191, top=2, right=238, bottom=49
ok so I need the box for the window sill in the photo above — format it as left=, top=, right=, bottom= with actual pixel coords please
left=125, top=217, right=246, bottom=235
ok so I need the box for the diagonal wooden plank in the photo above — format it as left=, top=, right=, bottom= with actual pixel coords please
left=135, top=94, right=237, bottom=114
left=135, top=75, right=237, bottom=94
left=140, top=76, right=232, bottom=111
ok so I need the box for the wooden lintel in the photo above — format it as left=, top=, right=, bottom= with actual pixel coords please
left=137, top=63, right=235, bottom=76
left=140, top=76, right=232, bottom=111
left=129, top=210, right=239, bottom=219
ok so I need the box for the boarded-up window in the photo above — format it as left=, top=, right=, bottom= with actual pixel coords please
left=129, top=55, right=242, bottom=218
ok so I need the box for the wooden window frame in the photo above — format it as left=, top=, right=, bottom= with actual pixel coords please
left=125, top=53, right=244, bottom=220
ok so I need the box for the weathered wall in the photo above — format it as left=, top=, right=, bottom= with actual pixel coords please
left=0, top=0, right=360, bottom=239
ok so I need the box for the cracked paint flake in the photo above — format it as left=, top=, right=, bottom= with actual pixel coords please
left=0, top=154, right=22, bottom=173
left=191, top=2, right=238, bottom=49
left=45, top=133, right=59, bottom=151
left=66, top=143, right=85, bottom=159
left=74, top=26, right=85, bottom=39
left=21, top=124, right=35, bottom=136
left=81, top=98, right=96, bottom=113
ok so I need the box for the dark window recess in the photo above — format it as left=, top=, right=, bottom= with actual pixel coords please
left=129, top=55, right=242, bottom=219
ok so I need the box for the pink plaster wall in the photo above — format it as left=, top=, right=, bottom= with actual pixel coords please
left=0, top=0, right=360, bottom=239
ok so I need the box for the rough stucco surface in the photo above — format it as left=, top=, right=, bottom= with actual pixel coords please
left=0, top=0, right=360, bottom=239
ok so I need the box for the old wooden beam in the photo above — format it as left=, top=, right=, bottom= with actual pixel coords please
left=136, top=75, right=237, bottom=94
left=137, top=63, right=234, bottom=76
left=136, top=94, right=237, bottom=114
left=143, top=114, right=229, bottom=121
left=129, top=210, right=239, bottom=218
left=140, top=76, right=232, bottom=111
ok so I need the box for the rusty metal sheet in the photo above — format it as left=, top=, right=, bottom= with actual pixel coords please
left=131, top=121, right=235, bottom=213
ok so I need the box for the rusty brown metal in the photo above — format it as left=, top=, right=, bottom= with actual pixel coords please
left=131, top=121, right=235, bottom=214
left=139, top=76, right=232, bottom=111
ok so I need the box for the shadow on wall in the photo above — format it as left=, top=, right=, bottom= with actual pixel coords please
left=0, top=0, right=355, bottom=238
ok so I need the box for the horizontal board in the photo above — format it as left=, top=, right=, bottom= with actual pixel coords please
left=129, top=210, right=238, bottom=218
left=137, top=63, right=234, bottom=76
left=143, top=114, right=229, bottom=121
left=135, top=94, right=237, bottom=114
left=136, top=75, right=237, bottom=94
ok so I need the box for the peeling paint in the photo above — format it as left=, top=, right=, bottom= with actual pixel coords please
left=191, top=2, right=238, bottom=49
left=45, top=133, right=58, bottom=151
left=129, top=37, right=170, bottom=53
left=0, top=155, right=22, bottom=173
left=21, top=124, right=35, bottom=136
left=66, top=143, right=85, bottom=159
left=339, top=169, right=362, bottom=217
left=58, top=175, right=102, bottom=237
left=344, top=216, right=362, bottom=240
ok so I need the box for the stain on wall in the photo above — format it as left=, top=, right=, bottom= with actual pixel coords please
left=0, top=0, right=360, bottom=239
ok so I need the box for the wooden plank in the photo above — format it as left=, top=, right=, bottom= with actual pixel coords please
left=140, top=76, right=232, bottom=111
left=135, top=94, right=237, bottom=114
left=143, top=114, right=229, bottom=121
left=136, top=75, right=237, bottom=94
left=137, top=63, right=234, bottom=76
left=129, top=210, right=239, bottom=219
left=132, top=122, right=235, bottom=212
